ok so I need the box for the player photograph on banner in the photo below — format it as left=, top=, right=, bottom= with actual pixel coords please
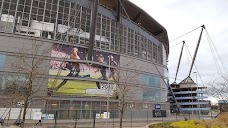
left=48, top=43, right=119, bottom=97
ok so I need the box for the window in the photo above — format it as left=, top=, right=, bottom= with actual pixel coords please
left=153, top=43, right=158, bottom=62
left=0, top=55, right=6, bottom=71
left=143, top=88, right=161, bottom=101
left=134, top=32, right=139, bottom=57
left=148, top=41, right=153, bottom=60
left=0, top=0, right=164, bottom=64
left=142, top=74, right=160, bottom=87
left=141, top=36, right=147, bottom=59
left=158, top=46, right=163, bottom=64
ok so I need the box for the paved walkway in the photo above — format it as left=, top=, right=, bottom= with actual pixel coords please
left=0, top=125, right=20, bottom=128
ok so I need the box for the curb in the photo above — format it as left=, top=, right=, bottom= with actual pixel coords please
left=146, top=122, right=161, bottom=128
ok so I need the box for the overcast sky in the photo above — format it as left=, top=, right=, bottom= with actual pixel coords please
left=129, top=0, right=228, bottom=86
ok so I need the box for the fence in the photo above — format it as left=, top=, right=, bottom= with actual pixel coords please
left=0, top=109, right=220, bottom=128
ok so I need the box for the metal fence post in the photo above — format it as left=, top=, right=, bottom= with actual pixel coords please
left=93, top=111, right=95, bottom=128
left=68, top=109, right=70, bottom=119
left=113, top=111, right=115, bottom=128
left=7, top=108, right=11, bottom=126
left=131, top=111, right=132, bottom=127
left=54, top=110, right=58, bottom=128
left=147, top=110, right=148, bottom=124
left=74, top=110, right=77, bottom=128
left=176, top=113, right=177, bottom=121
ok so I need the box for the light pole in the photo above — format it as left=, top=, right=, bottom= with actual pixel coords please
left=194, top=72, right=201, bottom=119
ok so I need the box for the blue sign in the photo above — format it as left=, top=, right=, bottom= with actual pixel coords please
left=155, top=104, right=161, bottom=110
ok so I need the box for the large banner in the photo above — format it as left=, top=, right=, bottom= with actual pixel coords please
left=48, top=43, right=119, bottom=97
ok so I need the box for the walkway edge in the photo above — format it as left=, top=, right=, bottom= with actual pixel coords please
left=146, top=122, right=161, bottom=128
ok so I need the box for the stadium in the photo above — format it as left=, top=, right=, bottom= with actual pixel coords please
left=0, top=0, right=169, bottom=119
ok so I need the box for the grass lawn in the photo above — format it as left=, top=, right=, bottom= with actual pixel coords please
left=48, top=79, right=97, bottom=94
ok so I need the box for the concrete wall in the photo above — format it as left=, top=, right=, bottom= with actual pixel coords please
left=0, top=34, right=51, bottom=98
left=120, top=55, right=167, bottom=102
left=0, top=108, right=41, bottom=119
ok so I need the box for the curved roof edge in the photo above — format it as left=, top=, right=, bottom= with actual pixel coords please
left=99, top=0, right=169, bottom=55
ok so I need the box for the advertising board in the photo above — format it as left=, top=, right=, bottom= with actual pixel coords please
left=48, top=43, right=119, bottom=97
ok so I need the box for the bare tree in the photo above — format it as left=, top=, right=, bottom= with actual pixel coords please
left=207, top=76, right=228, bottom=100
left=207, top=75, right=228, bottom=112
left=5, top=38, right=51, bottom=127
left=114, top=59, right=142, bottom=128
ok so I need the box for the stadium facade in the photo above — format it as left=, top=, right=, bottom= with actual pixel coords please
left=0, top=0, right=169, bottom=118
left=169, top=77, right=211, bottom=114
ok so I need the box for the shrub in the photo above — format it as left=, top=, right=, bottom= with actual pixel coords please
left=170, top=120, right=205, bottom=128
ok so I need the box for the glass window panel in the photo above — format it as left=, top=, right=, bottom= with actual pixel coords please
left=0, top=55, right=6, bottom=71
left=48, top=100, right=59, bottom=109
left=9, top=3, right=17, bottom=10
left=143, top=88, right=161, bottom=101
left=3, top=2, right=10, bottom=10
left=25, top=0, right=31, bottom=6
left=142, top=74, right=160, bottom=87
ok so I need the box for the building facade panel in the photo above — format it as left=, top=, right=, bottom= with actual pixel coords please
left=0, top=0, right=170, bottom=117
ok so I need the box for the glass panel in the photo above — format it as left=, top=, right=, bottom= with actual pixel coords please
left=143, top=88, right=161, bottom=101
left=48, top=100, right=60, bottom=109
left=0, top=55, right=6, bottom=71
left=142, top=74, right=160, bottom=87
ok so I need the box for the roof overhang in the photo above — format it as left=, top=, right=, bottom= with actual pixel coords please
left=99, top=0, right=169, bottom=56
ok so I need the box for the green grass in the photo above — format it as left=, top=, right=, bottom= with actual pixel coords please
left=48, top=69, right=116, bottom=97
left=211, top=109, right=219, bottom=113
left=48, top=79, right=117, bottom=97
left=48, top=79, right=98, bottom=94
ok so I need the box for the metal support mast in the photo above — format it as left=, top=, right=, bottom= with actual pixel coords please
left=188, top=25, right=205, bottom=76
left=116, top=0, right=121, bottom=22
left=88, top=0, right=99, bottom=60
left=174, top=41, right=185, bottom=82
